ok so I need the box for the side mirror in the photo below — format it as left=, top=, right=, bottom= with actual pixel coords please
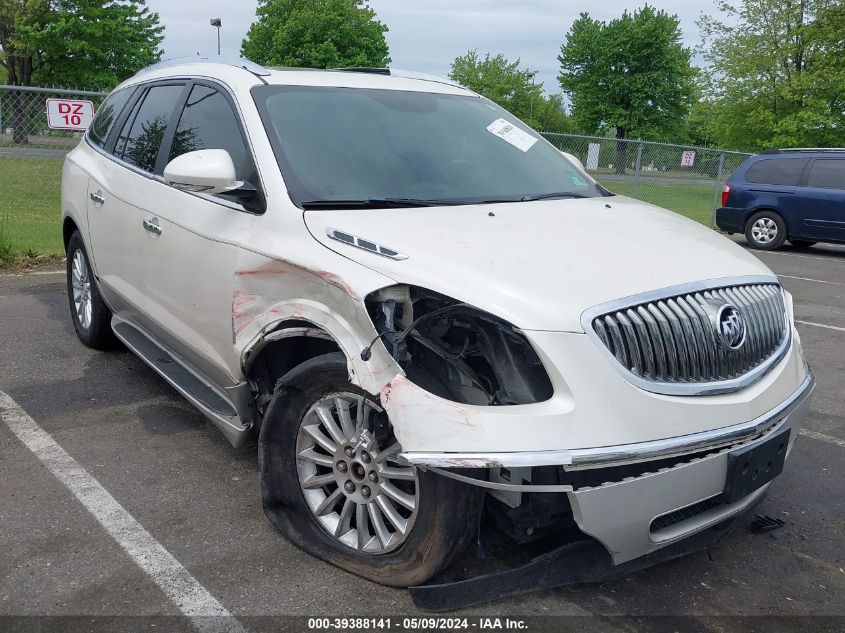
left=559, top=150, right=586, bottom=172
left=163, top=149, right=243, bottom=194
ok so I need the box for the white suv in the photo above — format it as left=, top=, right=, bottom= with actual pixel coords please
left=61, top=59, right=814, bottom=593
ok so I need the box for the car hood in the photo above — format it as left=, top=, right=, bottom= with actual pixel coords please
left=304, top=196, right=775, bottom=332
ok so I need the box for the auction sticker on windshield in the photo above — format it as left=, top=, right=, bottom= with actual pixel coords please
left=486, top=118, right=538, bottom=152
left=46, top=98, right=95, bottom=130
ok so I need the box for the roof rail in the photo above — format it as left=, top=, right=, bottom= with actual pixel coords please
left=137, top=56, right=271, bottom=77
left=389, top=68, right=466, bottom=89
left=764, top=147, right=845, bottom=154
left=332, top=66, right=465, bottom=89
left=335, top=67, right=391, bottom=75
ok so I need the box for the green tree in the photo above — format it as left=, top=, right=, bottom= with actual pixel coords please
left=558, top=5, right=696, bottom=170
left=242, top=0, right=390, bottom=69
left=0, top=0, right=50, bottom=87
left=449, top=50, right=570, bottom=132
left=533, top=93, right=573, bottom=133
left=1, top=0, right=162, bottom=89
left=698, top=0, right=845, bottom=150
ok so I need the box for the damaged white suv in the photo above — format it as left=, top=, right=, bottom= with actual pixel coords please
left=61, top=59, right=814, bottom=601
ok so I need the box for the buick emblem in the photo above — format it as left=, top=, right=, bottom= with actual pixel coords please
left=715, top=303, right=746, bottom=350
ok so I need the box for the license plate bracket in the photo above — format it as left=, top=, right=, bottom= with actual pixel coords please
left=722, top=426, right=791, bottom=504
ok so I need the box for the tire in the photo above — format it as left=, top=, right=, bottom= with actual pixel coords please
left=789, top=240, right=817, bottom=249
left=66, top=231, right=117, bottom=349
left=258, top=353, right=482, bottom=587
left=745, top=211, right=787, bottom=250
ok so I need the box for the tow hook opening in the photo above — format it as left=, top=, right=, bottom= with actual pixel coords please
left=365, top=285, right=553, bottom=405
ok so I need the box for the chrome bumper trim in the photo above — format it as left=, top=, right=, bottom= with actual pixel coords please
left=401, top=372, right=814, bottom=470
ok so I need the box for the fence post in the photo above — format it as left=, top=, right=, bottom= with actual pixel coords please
left=631, top=142, right=644, bottom=199
left=710, top=152, right=726, bottom=227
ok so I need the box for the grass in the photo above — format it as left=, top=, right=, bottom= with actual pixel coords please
left=0, top=156, right=64, bottom=263
left=0, top=214, right=13, bottom=262
left=601, top=180, right=718, bottom=227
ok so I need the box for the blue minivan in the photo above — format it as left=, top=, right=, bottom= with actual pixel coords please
left=716, top=149, right=845, bottom=250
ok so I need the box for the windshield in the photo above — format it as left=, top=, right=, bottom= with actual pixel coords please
left=252, top=85, right=609, bottom=208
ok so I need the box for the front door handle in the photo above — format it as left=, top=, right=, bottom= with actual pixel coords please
left=142, top=219, right=162, bottom=236
left=89, top=191, right=105, bottom=205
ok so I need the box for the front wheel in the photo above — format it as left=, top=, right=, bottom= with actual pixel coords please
left=66, top=231, right=117, bottom=349
left=258, top=353, right=482, bottom=587
left=745, top=211, right=787, bottom=250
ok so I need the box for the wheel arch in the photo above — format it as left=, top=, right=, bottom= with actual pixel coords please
left=244, top=320, right=341, bottom=382
left=63, top=216, right=80, bottom=251
left=746, top=206, right=789, bottom=233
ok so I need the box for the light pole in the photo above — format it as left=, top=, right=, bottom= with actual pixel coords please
left=210, top=18, right=222, bottom=55
left=527, top=70, right=538, bottom=127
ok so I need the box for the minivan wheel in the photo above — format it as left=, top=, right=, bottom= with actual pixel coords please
left=66, top=232, right=117, bottom=349
left=745, top=211, right=787, bottom=250
left=258, top=353, right=482, bottom=587
left=789, top=240, right=817, bottom=249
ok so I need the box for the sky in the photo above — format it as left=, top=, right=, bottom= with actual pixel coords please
left=146, top=0, right=716, bottom=93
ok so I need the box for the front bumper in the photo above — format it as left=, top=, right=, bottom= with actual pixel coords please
left=426, top=372, right=814, bottom=566
left=567, top=374, right=810, bottom=564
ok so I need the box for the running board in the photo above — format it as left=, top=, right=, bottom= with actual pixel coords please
left=111, top=319, right=251, bottom=445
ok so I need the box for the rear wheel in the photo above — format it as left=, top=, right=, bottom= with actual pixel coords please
left=66, top=231, right=117, bottom=349
left=258, top=353, right=482, bottom=587
left=789, top=239, right=817, bottom=249
left=745, top=211, right=787, bottom=250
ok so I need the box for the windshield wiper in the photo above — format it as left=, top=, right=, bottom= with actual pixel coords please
left=301, top=197, right=454, bottom=209
left=519, top=192, right=589, bottom=201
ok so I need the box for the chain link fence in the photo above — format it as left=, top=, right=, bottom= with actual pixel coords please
left=0, top=84, right=754, bottom=261
left=0, top=85, right=108, bottom=261
left=540, top=131, right=753, bottom=227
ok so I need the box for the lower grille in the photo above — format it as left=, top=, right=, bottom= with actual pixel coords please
left=587, top=280, right=789, bottom=395
left=650, top=497, right=724, bottom=532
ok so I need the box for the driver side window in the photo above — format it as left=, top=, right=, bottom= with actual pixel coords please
left=168, top=84, right=259, bottom=191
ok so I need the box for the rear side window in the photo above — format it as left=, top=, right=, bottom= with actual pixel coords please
left=168, top=84, right=258, bottom=186
left=745, top=158, right=808, bottom=186
left=114, top=84, right=185, bottom=173
left=88, top=87, right=134, bottom=148
left=806, top=159, right=845, bottom=190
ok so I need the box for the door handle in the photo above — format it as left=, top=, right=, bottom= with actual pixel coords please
left=142, top=219, right=163, bottom=236
left=89, top=191, right=105, bottom=205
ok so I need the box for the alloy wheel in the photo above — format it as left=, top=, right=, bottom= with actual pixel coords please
left=295, top=392, right=418, bottom=554
left=71, top=250, right=93, bottom=330
left=751, top=217, right=778, bottom=244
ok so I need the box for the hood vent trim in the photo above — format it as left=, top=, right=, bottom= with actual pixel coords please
left=326, top=228, right=408, bottom=261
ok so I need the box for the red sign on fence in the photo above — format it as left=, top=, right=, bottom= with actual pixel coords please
left=46, top=98, right=95, bottom=130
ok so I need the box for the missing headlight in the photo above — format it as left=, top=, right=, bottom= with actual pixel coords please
left=365, top=286, right=553, bottom=405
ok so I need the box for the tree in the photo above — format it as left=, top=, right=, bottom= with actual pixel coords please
left=242, top=0, right=390, bottom=69
left=698, top=0, right=845, bottom=150
left=558, top=5, right=696, bottom=171
left=1, top=0, right=162, bottom=89
left=0, top=0, right=49, bottom=87
left=448, top=50, right=571, bottom=132
left=27, top=0, right=163, bottom=90
left=0, top=0, right=163, bottom=143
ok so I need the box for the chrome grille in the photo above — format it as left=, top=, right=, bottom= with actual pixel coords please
left=589, top=282, right=789, bottom=394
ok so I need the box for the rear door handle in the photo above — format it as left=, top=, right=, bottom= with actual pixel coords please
left=89, top=191, right=105, bottom=205
left=142, top=219, right=162, bottom=236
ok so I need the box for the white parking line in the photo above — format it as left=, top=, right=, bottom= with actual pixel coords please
left=795, top=320, right=845, bottom=333
left=779, top=274, right=845, bottom=286
left=800, top=429, right=845, bottom=449
left=754, top=250, right=845, bottom=263
left=0, top=391, right=246, bottom=633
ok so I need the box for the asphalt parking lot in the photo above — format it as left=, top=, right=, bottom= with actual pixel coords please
left=1, top=239, right=843, bottom=632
